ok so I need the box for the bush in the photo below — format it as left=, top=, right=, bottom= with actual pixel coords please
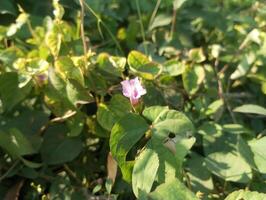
left=0, top=0, right=266, bottom=199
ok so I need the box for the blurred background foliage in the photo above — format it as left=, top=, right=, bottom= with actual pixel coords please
left=0, top=0, right=266, bottom=199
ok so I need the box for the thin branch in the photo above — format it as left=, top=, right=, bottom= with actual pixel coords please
left=148, top=0, right=162, bottom=29
left=135, top=0, right=147, bottom=54
left=83, top=2, right=123, bottom=55
left=0, top=160, right=20, bottom=183
left=63, top=164, right=83, bottom=185
left=79, top=0, right=88, bottom=63
left=214, top=59, right=237, bottom=123
left=170, top=8, right=177, bottom=39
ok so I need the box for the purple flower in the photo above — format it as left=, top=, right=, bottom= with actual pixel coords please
left=121, top=77, right=146, bottom=105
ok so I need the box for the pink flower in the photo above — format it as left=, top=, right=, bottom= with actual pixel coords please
left=121, top=77, right=146, bottom=105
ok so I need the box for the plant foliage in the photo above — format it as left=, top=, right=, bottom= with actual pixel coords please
left=0, top=0, right=266, bottom=199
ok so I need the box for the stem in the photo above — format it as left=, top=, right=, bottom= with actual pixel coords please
left=183, top=170, right=192, bottom=190
left=148, top=0, right=162, bottom=29
left=83, top=2, right=123, bottom=55
left=78, top=0, right=88, bottom=63
left=214, top=59, right=237, bottom=123
left=0, top=160, right=20, bottom=183
left=135, top=0, right=147, bottom=54
left=26, top=20, right=37, bottom=39
left=63, top=164, right=83, bottom=185
left=101, top=22, right=124, bottom=55
left=170, top=8, right=177, bottom=39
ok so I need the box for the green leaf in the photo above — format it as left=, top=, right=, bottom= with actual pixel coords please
left=233, top=104, right=266, bottom=116
left=0, top=72, right=32, bottom=112
left=163, top=59, right=184, bottom=77
left=55, top=56, right=84, bottom=86
left=132, top=148, right=159, bottom=198
left=143, top=106, right=169, bottom=122
left=175, top=137, right=196, bottom=162
left=0, top=0, right=17, bottom=15
left=155, top=136, right=195, bottom=183
left=128, top=50, right=162, bottom=80
left=202, top=128, right=252, bottom=183
left=66, top=111, right=85, bottom=137
left=110, top=113, right=149, bottom=182
left=230, top=53, right=255, bottom=80
left=97, top=103, right=116, bottom=131
left=20, top=158, right=42, bottom=169
left=108, top=94, right=132, bottom=117
left=182, top=64, right=205, bottom=95
left=239, top=29, right=261, bottom=50
left=52, top=0, right=65, bottom=20
left=249, top=137, right=266, bottom=173
left=186, top=153, right=214, bottom=195
left=205, top=99, right=224, bottom=116
left=225, top=190, right=266, bottom=200
left=205, top=151, right=252, bottom=183
left=147, top=178, right=198, bottom=200
left=143, top=84, right=165, bottom=106
left=7, top=12, right=29, bottom=37
left=153, top=141, right=182, bottom=183
left=223, top=124, right=254, bottom=136
left=149, top=14, right=172, bottom=31
left=85, top=70, right=108, bottom=95
left=66, top=79, right=94, bottom=106
left=97, top=53, right=126, bottom=77
left=41, top=125, right=83, bottom=165
left=188, top=48, right=206, bottom=63
left=0, top=129, right=37, bottom=158
left=173, top=0, right=187, bottom=10
left=45, top=26, right=62, bottom=57
left=97, top=94, right=131, bottom=131
left=237, top=136, right=257, bottom=170
left=152, top=109, right=194, bottom=139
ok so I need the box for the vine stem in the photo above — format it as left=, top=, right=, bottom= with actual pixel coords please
left=63, top=164, right=83, bottom=185
left=214, top=58, right=237, bottom=123
left=135, top=0, right=147, bottom=55
left=148, top=0, right=162, bottom=29
left=0, top=160, right=20, bottom=183
left=170, top=8, right=177, bottom=39
left=78, top=0, right=88, bottom=63
left=83, top=2, right=124, bottom=55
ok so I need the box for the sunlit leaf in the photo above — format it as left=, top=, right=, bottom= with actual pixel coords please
left=128, top=50, right=162, bottom=80
left=233, top=104, right=266, bottom=116
left=225, top=190, right=266, bottom=200
left=182, top=64, right=205, bottom=95
left=148, top=178, right=198, bottom=200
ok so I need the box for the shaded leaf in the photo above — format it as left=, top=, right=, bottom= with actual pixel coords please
left=205, top=151, right=252, bottom=183
left=0, top=129, right=37, bottom=158
left=249, top=137, right=266, bottom=173
left=110, top=113, right=149, bottom=181
left=0, top=72, right=32, bottom=112
left=41, top=125, right=82, bottom=165
left=132, top=148, right=159, bottom=198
